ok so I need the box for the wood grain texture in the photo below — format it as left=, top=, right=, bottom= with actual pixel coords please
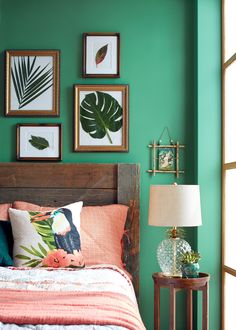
left=169, top=285, right=176, bottom=330
left=0, top=162, right=140, bottom=299
left=118, top=163, right=140, bottom=300
left=187, top=289, right=193, bottom=330
left=0, top=163, right=117, bottom=188
left=0, top=188, right=116, bottom=207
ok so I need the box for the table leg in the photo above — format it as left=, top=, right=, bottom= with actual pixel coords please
left=169, top=285, right=176, bottom=330
left=154, top=282, right=160, bottom=330
left=202, top=282, right=209, bottom=330
left=187, top=289, right=193, bottom=330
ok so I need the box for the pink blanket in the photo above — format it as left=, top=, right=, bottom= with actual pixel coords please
left=0, top=289, right=145, bottom=330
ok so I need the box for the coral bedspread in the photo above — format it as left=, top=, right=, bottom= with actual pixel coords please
left=0, top=265, right=145, bottom=330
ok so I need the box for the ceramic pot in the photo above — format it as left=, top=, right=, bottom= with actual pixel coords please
left=181, top=262, right=200, bottom=278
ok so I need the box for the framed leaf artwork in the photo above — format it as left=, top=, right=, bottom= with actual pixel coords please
left=5, top=50, right=60, bottom=116
left=16, top=124, right=62, bottom=161
left=82, top=33, right=120, bottom=78
left=74, top=85, right=128, bottom=152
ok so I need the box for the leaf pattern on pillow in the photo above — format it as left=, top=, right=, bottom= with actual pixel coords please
left=15, top=243, right=47, bottom=267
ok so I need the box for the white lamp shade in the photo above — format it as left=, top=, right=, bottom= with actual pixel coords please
left=148, top=185, right=202, bottom=227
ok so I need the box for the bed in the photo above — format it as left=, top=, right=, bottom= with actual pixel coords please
left=0, top=163, right=145, bottom=330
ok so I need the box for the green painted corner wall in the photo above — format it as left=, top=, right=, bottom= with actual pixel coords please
left=0, top=0, right=221, bottom=329
left=196, top=1, right=221, bottom=329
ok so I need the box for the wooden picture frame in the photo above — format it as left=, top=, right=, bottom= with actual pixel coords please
left=16, top=124, right=62, bottom=161
left=74, top=84, right=128, bottom=152
left=82, top=33, right=120, bottom=78
left=5, top=50, right=60, bottom=116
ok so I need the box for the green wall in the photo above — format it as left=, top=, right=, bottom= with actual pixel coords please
left=0, top=0, right=221, bottom=329
left=196, top=0, right=221, bottom=329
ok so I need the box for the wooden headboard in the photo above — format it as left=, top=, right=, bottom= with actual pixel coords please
left=0, top=163, right=140, bottom=298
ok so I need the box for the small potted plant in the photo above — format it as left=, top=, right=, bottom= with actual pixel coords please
left=180, top=250, right=201, bottom=278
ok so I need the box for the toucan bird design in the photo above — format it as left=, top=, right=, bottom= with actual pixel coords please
left=31, top=208, right=81, bottom=254
left=52, top=208, right=81, bottom=253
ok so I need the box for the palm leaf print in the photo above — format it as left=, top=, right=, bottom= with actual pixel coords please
left=11, top=56, right=53, bottom=109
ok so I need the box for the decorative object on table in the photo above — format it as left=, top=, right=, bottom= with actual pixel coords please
left=16, top=123, right=62, bottom=161
left=82, top=33, right=120, bottom=78
left=180, top=250, right=201, bottom=278
left=148, top=184, right=202, bottom=277
left=5, top=50, right=60, bottom=117
left=147, top=127, right=185, bottom=178
left=74, top=84, right=128, bottom=152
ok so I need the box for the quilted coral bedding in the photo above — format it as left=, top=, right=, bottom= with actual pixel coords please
left=0, top=265, right=145, bottom=330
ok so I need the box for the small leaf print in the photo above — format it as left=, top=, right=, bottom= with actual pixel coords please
left=29, top=135, right=49, bottom=150
left=95, top=44, right=108, bottom=66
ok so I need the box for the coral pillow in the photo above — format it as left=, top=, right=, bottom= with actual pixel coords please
left=81, top=205, right=128, bottom=269
left=9, top=202, right=84, bottom=268
left=13, top=201, right=54, bottom=212
left=13, top=201, right=129, bottom=269
left=0, top=203, right=12, bottom=220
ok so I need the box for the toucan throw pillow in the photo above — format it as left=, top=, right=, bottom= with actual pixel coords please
left=8, top=202, right=85, bottom=268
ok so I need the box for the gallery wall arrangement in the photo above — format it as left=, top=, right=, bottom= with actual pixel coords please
left=4, top=32, right=126, bottom=160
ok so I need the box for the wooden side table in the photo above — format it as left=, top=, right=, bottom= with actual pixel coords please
left=152, top=272, right=210, bottom=330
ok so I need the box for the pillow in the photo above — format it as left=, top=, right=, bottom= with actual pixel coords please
left=0, top=203, right=12, bottom=220
left=0, top=223, right=13, bottom=266
left=13, top=201, right=129, bottom=269
left=9, top=201, right=84, bottom=268
left=80, top=204, right=128, bottom=269
left=0, top=220, right=13, bottom=257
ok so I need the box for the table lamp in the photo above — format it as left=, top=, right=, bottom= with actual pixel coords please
left=148, top=184, right=202, bottom=277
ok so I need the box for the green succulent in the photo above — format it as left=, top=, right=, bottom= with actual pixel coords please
left=181, top=250, right=201, bottom=264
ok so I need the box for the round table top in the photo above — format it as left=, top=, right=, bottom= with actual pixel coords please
left=152, top=272, right=210, bottom=288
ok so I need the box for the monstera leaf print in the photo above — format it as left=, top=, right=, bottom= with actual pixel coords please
left=80, top=91, right=123, bottom=144
left=11, top=56, right=53, bottom=109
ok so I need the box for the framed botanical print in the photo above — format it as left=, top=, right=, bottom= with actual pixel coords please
left=82, top=33, right=120, bottom=78
left=16, top=124, right=62, bottom=161
left=74, top=84, right=128, bottom=152
left=5, top=50, right=60, bottom=116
